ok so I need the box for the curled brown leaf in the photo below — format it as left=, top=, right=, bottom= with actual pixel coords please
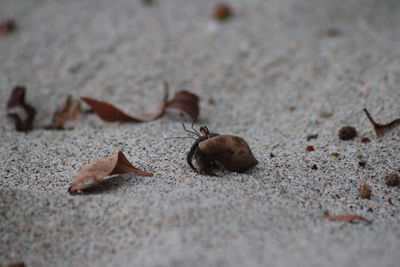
left=165, top=87, right=199, bottom=121
left=44, top=95, right=81, bottom=130
left=323, top=211, right=371, bottom=224
left=146, top=81, right=200, bottom=120
left=81, top=82, right=199, bottom=122
left=68, top=151, right=153, bottom=193
left=6, top=86, right=36, bottom=132
left=80, top=97, right=144, bottom=122
left=363, top=108, right=400, bottom=137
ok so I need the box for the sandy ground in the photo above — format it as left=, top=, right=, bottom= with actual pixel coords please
left=1, top=0, right=400, bottom=266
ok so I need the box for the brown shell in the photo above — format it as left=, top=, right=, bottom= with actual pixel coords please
left=198, top=135, right=258, bottom=172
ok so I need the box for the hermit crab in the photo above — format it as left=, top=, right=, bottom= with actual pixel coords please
left=182, top=123, right=258, bottom=176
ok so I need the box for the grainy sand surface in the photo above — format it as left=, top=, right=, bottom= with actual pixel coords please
left=1, top=0, right=400, bottom=266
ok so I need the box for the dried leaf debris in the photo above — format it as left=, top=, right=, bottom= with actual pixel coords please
left=363, top=108, right=400, bottom=137
left=81, top=82, right=199, bottom=122
left=384, top=173, right=400, bottom=187
left=6, top=86, right=36, bottom=132
left=44, top=95, right=81, bottom=130
left=68, top=151, right=153, bottom=193
left=323, top=211, right=372, bottom=224
left=357, top=183, right=372, bottom=199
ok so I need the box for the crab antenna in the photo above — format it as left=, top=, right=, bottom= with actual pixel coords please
left=191, top=119, right=200, bottom=136
left=164, top=136, right=197, bottom=140
left=182, top=122, right=200, bottom=137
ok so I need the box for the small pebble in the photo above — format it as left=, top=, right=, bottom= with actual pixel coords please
left=319, top=111, right=333, bottom=118
left=358, top=161, right=367, bottom=167
left=330, top=152, right=340, bottom=160
left=305, top=145, right=314, bottom=152
left=141, top=0, right=154, bottom=5
left=306, top=134, right=318, bottom=141
left=324, top=28, right=341, bottom=37
left=316, top=28, right=342, bottom=37
left=213, top=3, right=232, bottom=20
left=311, top=164, right=318, bottom=170
left=361, top=137, right=371, bottom=143
left=0, top=18, right=16, bottom=35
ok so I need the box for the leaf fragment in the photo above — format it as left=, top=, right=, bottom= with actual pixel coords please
left=6, top=86, right=36, bottom=132
left=80, top=82, right=199, bottom=123
left=363, top=108, right=400, bottom=137
left=44, top=95, right=81, bottom=130
left=68, top=151, right=153, bottom=194
left=323, top=211, right=371, bottom=224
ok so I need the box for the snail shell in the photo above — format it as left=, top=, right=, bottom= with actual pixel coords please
left=198, top=135, right=258, bottom=172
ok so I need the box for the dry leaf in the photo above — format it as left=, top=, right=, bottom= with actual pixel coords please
left=363, top=108, right=400, bottom=137
left=44, top=95, right=81, bottom=130
left=6, top=86, right=36, bottom=132
left=80, top=97, right=144, bottom=122
left=323, top=211, right=371, bottom=224
left=0, top=18, right=16, bottom=35
left=165, top=86, right=199, bottom=120
left=68, top=151, right=153, bottom=193
left=81, top=82, right=199, bottom=122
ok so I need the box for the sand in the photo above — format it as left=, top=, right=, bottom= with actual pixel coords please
left=1, top=0, right=400, bottom=266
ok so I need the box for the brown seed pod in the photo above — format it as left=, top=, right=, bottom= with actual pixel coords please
left=338, top=126, right=357, bottom=140
left=183, top=123, right=258, bottom=176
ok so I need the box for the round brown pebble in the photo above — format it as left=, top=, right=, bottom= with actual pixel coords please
left=324, top=28, right=341, bottom=37
left=311, top=164, right=318, bottom=170
left=358, top=161, right=367, bottom=167
left=361, top=137, right=371, bottom=143
left=0, top=19, right=16, bottom=35
left=384, top=173, right=400, bottom=187
left=358, top=183, right=372, bottom=199
left=305, top=145, right=314, bottom=152
left=338, top=126, right=357, bottom=140
left=213, top=3, right=232, bottom=20
left=330, top=152, right=340, bottom=160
